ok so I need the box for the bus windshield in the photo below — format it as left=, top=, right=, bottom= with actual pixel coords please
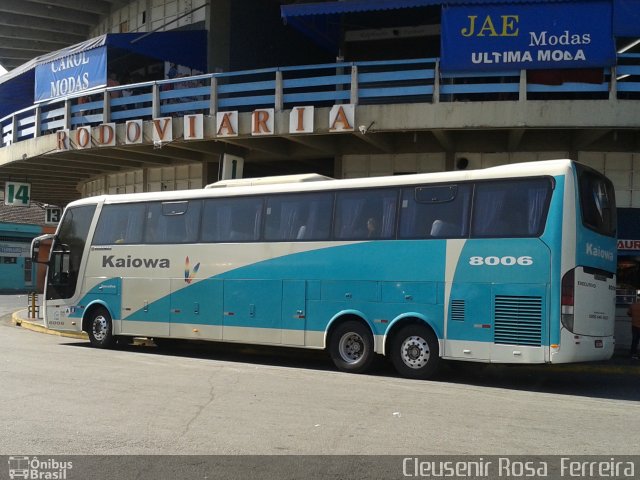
left=47, top=205, right=96, bottom=300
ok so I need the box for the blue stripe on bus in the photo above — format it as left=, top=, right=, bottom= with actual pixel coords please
left=73, top=232, right=563, bottom=347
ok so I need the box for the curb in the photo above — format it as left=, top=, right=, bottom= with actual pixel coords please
left=11, top=310, right=153, bottom=346
left=12, top=311, right=88, bottom=340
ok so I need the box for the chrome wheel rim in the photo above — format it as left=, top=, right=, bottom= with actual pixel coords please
left=400, top=335, right=430, bottom=369
left=338, top=332, right=366, bottom=364
left=92, top=315, right=108, bottom=342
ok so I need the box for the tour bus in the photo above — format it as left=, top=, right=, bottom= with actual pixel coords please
left=31, top=159, right=617, bottom=379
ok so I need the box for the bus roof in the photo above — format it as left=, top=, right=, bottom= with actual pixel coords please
left=205, top=173, right=332, bottom=188
left=67, top=159, right=576, bottom=207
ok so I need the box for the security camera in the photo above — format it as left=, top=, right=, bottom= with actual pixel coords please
left=359, top=125, right=367, bottom=134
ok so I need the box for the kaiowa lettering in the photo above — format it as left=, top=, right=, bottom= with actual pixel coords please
left=102, top=255, right=170, bottom=268
left=585, top=243, right=614, bottom=261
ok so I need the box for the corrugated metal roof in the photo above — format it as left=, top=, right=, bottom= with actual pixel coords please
left=0, top=196, right=46, bottom=226
left=281, top=0, right=579, bottom=19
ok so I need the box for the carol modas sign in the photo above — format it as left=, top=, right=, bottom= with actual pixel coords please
left=35, top=46, right=107, bottom=102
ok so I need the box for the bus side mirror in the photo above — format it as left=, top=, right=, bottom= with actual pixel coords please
left=31, top=234, right=55, bottom=264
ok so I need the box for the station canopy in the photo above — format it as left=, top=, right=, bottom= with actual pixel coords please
left=0, top=30, right=207, bottom=119
left=281, top=0, right=640, bottom=51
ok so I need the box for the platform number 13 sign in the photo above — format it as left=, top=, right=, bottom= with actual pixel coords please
left=4, top=181, right=31, bottom=207
left=45, top=207, right=62, bottom=224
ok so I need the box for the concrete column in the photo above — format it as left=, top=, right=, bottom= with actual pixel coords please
left=152, top=83, right=160, bottom=119
left=350, top=65, right=359, bottom=105
left=202, top=157, right=222, bottom=186
left=519, top=69, right=527, bottom=102
left=433, top=61, right=440, bottom=104
left=445, top=151, right=456, bottom=171
left=209, top=76, right=218, bottom=115
left=103, top=91, right=111, bottom=123
left=10, top=115, right=18, bottom=144
left=207, top=0, right=231, bottom=73
left=64, top=99, right=72, bottom=130
left=275, top=71, right=283, bottom=112
left=334, top=155, right=343, bottom=179
left=34, top=105, right=42, bottom=138
left=609, top=66, right=617, bottom=101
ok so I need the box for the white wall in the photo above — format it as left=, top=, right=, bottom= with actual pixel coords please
left=92, top=0, right=207, bottom=35
left=81, top=163, right=203, bottom=196
left=578, top=152, right=640, bottom=208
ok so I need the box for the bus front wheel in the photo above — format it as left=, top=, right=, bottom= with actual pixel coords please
left=87, top=307, right=115, bottom=349
left=329, top=320, right=375, bottom=374
left=390, top=324, right=440, bottom=379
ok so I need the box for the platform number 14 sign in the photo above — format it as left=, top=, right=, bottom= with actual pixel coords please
left=4, top=181, right=31, bottom=207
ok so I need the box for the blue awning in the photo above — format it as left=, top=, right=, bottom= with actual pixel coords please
left=281, top=0, right=444, bottom=50
left=613, top=0, right=640, bottom=37
left=280, top=0, right=581, bottom=51
left=1, top=30, right=207, bottom=87
left=0, top=31, right=207, bottom=118
left=281, top=0, right=578, bottom=19
left=282, top=0, right=439, bottom=18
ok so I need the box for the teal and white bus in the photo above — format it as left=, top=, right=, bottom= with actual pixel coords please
left=31, top=159, right=617, bottom=379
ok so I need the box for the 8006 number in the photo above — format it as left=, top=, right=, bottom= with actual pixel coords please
left=469, top=256, right=533, bottom=266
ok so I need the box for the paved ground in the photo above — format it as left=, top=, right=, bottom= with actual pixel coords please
left=2, top=307, right=640, bottom=459
left=0, top=293, right=32, bottom=317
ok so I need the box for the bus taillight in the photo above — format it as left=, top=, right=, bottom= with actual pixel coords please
left=561, top=269, right=575, bottom=332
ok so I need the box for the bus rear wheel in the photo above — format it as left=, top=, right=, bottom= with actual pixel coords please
left=390, top=324, right=440, bottom=379
left=329, top=320, right=375, bottom=374
left=87, top=307, right=115, bottom=349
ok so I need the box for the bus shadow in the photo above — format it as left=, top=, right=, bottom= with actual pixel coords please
left=439, top=360, right=640, bottom=402
left=64, top=341, right=640, bottom=401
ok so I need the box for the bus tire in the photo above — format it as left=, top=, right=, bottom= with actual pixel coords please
left=87, top=307, right=115, bottom=349
left=390, top=324, right=440, bottom=379
left=329, top=320, right=375, bottom=374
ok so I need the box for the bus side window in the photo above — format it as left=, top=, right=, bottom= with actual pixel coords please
left=334, top=188, right=397, bottom=240
left=144, top=201, right=201, bottom=243
left=93, top=204, right=145, bottom=245
left=202, top=197, right=263, bottom=243
left=265, top=193, right=332, bottom=241
left=471, top=179, right=551, bottom=238
left=399, top=184, right=470, bottom=239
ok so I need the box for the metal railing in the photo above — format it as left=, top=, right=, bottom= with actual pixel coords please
left=2, top=53, right=639, bottom=148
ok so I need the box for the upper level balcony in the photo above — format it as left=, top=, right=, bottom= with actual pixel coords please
left=1, top=54, right=639, bottom=204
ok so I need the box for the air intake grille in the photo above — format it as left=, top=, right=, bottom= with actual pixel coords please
left=451, top=300, right=465, bottom=321
left=494, top=295, right=542, bottom=346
